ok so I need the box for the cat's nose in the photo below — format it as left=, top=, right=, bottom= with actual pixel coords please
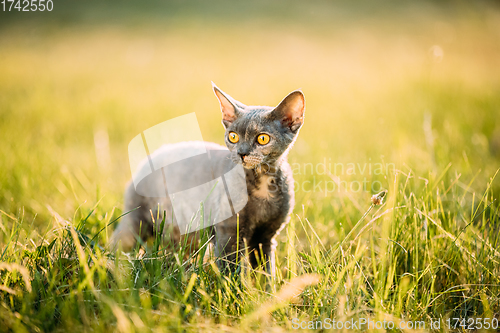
left=237, top=144, right=250, bottom=161
left=238, top=153, right=247, bottom=161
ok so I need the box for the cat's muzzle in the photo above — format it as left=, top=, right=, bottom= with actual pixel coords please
left=241, top=155, right=263, bottom=169
left=231, top=151, right=263, bottom=169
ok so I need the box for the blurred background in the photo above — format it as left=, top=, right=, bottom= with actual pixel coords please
left=0, top=0, right=499, bottom=241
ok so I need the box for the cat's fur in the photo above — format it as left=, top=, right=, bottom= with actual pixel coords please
left=110, top=84, right=305, bottom=274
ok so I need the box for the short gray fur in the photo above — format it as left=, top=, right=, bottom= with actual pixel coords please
left=110, top=83, right=306, bottom=274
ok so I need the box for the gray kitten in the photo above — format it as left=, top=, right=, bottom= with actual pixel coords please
left=110, top=84, right=305, bottom=274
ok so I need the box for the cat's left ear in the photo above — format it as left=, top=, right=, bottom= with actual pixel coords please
left=272, top=90, right=305, bottom=133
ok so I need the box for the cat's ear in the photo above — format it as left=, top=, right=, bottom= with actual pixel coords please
left=212, top=82, right=243, bottom=128
left=272, top=90, right=305, bottom=133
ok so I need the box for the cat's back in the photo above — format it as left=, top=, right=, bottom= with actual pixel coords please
left=131, top=141, right=232, bottom=196
left=148, top=140, right=228, bottom=171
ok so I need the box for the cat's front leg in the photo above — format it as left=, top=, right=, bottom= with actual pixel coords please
left=264, top=238, right=278, bottom=279
left=249, top=215, right=290, bottom=278
left=212, top=218, right=248, bottom=273
left=248, top=234, right=278, bottom=277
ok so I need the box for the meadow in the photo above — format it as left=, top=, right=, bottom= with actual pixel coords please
left=1, top=1, right=500, bottom=331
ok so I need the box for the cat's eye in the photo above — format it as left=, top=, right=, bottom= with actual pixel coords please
left=228, top=132, right=239, bottom=143
left=257, top=134, right=270, bottom=145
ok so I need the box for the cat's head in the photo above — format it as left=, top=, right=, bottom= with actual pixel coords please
left=212, top=83, right=305, bottom=170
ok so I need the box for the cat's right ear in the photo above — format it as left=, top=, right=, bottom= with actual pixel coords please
left=212, top=82, right=241, bottom=128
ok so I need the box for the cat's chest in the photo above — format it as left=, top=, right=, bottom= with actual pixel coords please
left=251, top=175, right=277, bottom=201
left=244, top=170, right=291, bottom=224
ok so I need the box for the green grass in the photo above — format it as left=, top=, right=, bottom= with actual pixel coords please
left=1, top=1, right=500, bottom=331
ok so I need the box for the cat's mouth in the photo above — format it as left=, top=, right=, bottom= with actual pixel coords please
left=232, top=153, right=262, bottom=169
left=243, top=154, right=264, bottom=169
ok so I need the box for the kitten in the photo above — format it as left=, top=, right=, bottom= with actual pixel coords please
left=110, top=84, right=305, bottom=274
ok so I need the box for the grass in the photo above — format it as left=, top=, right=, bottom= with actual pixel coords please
left=1, top=0, right=500, bottom=331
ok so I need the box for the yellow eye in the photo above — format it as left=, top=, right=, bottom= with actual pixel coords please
left=257, top=134, right=270, bottom=145
left=228, top=132, right=239, bottom=143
